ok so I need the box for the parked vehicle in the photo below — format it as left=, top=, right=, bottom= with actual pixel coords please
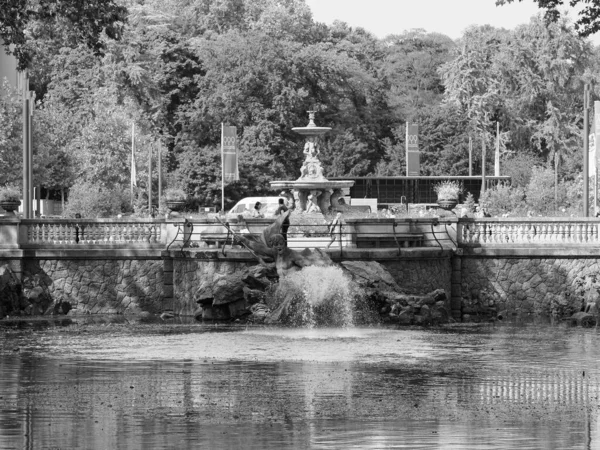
left=227, top=196, right=286, bottom=218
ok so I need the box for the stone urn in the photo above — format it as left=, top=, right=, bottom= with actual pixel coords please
left=166, top=200, right=186, bottom=211
left=0, top=200, right=20, bottom=215
left=436, top=198, right=458, bottom=211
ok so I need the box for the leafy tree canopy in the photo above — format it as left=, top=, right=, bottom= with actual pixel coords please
left=497, top=0, right=600, bottom=37
left=0, top=0, right=127, bottom=69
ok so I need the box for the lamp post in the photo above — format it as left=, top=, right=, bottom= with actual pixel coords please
left=584, top=83, right=590, bottom=217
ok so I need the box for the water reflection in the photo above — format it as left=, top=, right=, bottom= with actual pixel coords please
left=1, top=321, right=600, bottom=449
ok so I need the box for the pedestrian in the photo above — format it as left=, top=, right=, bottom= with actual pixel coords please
left=251, top=201, right=264, bottom=218
left=326, top=211, right=343, bottom=249
left=275, top=198, right=290, bottom=243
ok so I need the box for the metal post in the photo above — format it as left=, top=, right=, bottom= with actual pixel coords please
left=468, top=136, right=472, bottom=177
left=481, top=135, right=486, bottom=196
left=148, top=143, right=152, bottom=212
left=22, top=71, right=30, bottom=219
left=584, top=83, right=590, bottom=217
left=157, top=144, right=162, bottom=201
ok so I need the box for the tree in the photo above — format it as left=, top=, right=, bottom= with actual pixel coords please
left=381, top=29, right=455, bottom=121
left=0, top=79, right=22, bottom=186
left=497, top=0, right=600, bottom=37
left=0, top=0, right=127, bottom=69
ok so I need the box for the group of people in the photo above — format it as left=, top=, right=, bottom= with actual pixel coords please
left=247, top=199, right=343, bottom=249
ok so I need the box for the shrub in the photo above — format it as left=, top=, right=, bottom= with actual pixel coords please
left=163, top=187, right=187, bottom=202
left=63, top=181, right=128, bottom=218
left=0, top=186, right=21, bottom=202
left=433, top=180, right=463, bottom=199
left=464, top=192, right=476, bottom=213
left=524, top=166, right=566, bottom=215
left=479, top=182, right=526, bottom=217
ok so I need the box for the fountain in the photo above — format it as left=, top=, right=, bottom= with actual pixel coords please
left=270, top=111, right=354, bottom=213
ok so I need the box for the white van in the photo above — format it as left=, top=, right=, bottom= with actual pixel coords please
left=227, top=196, right=286, bottom=218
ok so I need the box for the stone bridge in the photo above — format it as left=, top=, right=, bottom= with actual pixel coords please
left=1, top=216, right=599, bottom=322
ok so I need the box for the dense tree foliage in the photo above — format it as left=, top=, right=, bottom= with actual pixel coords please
left=497, top=0, right=600, bottom=37
left=1, top=0, right=127, bottom=69
left=0, top=0, right=598, bottom=212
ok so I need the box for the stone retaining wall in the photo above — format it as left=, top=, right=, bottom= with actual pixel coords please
left=459, top=255, right=599, bottom=321
left=23, top=259, right=164, bottom=315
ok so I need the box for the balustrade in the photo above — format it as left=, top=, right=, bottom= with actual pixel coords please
left=458, top=219, right=600, bottom=247
left=19, top=219, right=164, bottom=247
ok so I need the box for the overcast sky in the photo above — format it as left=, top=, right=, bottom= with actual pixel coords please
left=304, top=0, right=599, bottom=44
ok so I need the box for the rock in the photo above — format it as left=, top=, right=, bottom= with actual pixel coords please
left=194, top=307, right=203, bottom=321
left=570, top=311, right=597, bottom=327
left=431, top=305, right=449, bottom=323
left=249, top=302, right=271, bottom=322
left=243, top=287, right=264, bottom=305
left=414, top=295, right=436, bottom=308
left=396, top=308, right=414, bottom=325
left=429, top=289, right=447, bottom=302
left=212, top=274, right=247, bottom=306
left=242, top=274, right=270, bottom=290
left=340, top=261, right=401, bottom=291
left=227, top=299, right=249, bottom=318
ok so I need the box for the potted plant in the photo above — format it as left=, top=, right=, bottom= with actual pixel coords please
left=163, top=188, right=187, bottom=211
left=0, top=186, right=21, bottom=215
left=434, top=180, right=463, bottom=210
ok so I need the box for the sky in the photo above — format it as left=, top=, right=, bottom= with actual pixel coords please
left=304, top=0, right=600, bottom=44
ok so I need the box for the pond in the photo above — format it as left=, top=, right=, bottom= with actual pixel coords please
left=1, top=317, right=599, bottom=449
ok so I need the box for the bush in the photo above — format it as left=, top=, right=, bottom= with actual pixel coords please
left=63, top=181, right=128, bottom=218
left=479, top=182, right=526, bottom=217
left=0, top=185, right=21, bottom=202
left=524, top=166, right=566, bottom=215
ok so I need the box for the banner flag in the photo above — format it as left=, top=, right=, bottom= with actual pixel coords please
left=405, top=123, right=419, bottom=176
left=221, top=124, right=238, bottom=184
left=589, top=133, right=596, bottom=178
left=593, top=101, right=600, bottom=178
left=131, top=123, right=137, bottom=188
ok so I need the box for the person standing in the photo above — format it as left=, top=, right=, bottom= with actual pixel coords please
left=251, top=201, right=264, bottom=218
left=326, top=212, right=343, bottom=249
left=275, top=198, right=290, bottom=243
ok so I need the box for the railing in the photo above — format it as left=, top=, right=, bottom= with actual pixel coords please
left=458, top=218, right=600, bottom=247
left=165, top=217, right=456, bottom=252
left=0, top=218, right=169, bottom=249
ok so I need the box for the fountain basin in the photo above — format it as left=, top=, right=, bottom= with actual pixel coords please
left=270, top=180, right=354, bottom=191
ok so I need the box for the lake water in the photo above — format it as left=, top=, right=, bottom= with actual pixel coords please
left=1, top=317, right=600, bottom=449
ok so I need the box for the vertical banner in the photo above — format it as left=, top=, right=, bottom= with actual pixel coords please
left=221, top=124, right=238, bottom=183
left=594, top=101, right=600, bottom=215
left=405, top=123, right=419, bottom=176
left=589, top=133, right=596, bottom=178
left=594, top=101, right=600, bottom=175
left=221, top=124, right=238, bottom=212
left=131, top=123, right=137, bottom=189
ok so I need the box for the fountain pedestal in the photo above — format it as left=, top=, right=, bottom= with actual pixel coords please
left=270, top=111, right=354, bottom=214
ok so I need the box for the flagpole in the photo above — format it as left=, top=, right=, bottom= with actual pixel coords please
left=148, top=142, right=152, bottom=213
left=131, top=123, right=135, bottom=208
left=221, top=123, right=225, bottom=213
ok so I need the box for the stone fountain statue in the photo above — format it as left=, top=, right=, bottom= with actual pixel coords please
left=270, top=111, right=354, bottom=214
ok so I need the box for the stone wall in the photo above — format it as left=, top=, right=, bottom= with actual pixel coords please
left=383, top=258, right=452, bottom=297
left=24, top=259, right=164, bottom=315
left=460, top=256, right=599, bottom=321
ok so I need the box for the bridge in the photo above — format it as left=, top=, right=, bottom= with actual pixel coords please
left=1, top=216, right=598, bottom=321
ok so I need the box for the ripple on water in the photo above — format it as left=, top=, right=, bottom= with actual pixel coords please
left=2, top=321, right=600, bottom=449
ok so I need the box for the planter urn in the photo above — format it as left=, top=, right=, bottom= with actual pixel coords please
left=0, top=200, right=21, bottom=215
